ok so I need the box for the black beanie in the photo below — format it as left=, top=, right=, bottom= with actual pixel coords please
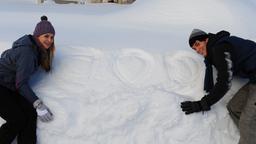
left=189, top=29, right=208, bottom=47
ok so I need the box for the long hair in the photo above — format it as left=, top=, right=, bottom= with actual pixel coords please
left=39, top=43, right=55, bottom=72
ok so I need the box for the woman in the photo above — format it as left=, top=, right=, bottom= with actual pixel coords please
left=0, top=15, right=55, bottom=144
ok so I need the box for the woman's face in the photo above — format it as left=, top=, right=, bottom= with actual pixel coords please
left=38, top=33, right=54, bottom=49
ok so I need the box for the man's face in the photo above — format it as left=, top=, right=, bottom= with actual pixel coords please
left=192, top=39, right=208, bottom=57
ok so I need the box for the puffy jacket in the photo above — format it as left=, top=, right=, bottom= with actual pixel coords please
left=202, top=31, right=256, bottom=106
left=0, top=35, right=40, bottom=104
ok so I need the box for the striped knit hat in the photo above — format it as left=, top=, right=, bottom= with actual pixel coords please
left=33, top=16, right=55, bottom=37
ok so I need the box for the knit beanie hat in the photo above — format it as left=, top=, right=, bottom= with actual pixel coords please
left=33, top=16, right=55, bottom=37
left=189, top=29, right=208, bottom=47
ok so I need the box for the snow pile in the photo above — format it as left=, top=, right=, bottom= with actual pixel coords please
left=1, top=0, right=256, bottom=143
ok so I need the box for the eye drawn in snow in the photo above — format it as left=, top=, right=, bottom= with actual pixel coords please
left=163, top=51, right=204, bottom=96
left=51, top=46, right=104, bottom=96
left=59, top=46, right=103, bottom=78
left=113, top=48, right=155, bottom=87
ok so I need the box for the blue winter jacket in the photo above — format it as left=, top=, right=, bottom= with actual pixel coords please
left=0, top=35, right=40, bottom=104
left=202, top=31, right=256, bottom=107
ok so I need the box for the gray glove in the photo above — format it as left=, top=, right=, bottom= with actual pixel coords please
left=33, top=99, right=53, bottom=122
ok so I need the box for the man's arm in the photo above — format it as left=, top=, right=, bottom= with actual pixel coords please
left=202, top=43, right=233, bottom=106
left=181, top=43, right=233, bottom=114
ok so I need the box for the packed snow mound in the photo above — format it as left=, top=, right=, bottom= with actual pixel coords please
left=1, top=0, right=256, bottom=143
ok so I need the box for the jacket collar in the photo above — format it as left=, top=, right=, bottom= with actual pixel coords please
left=205, top=31, right=230, bottom=62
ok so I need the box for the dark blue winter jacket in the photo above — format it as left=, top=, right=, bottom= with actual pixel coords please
left=0, top=35, right=40, bottom=104
left=202, top=31, right=256, bottom=106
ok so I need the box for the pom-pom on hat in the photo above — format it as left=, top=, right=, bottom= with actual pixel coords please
left=189, top=29, right=208, bottom=47
left=33, top=15, right=55, bottom=37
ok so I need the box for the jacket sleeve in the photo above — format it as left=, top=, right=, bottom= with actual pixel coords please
left=15, top=46, right=39, bottom=104
left=201, top=43, right=233, bottom=106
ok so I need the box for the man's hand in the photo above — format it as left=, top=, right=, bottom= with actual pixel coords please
left=181, top=101, right=202, bottom=114
left=33, top=99, right=53, bottom=122
left=181, top=99, right=210, bottom=115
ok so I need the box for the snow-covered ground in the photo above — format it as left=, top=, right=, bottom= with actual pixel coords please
left=0, top=0, right=256, bottom=143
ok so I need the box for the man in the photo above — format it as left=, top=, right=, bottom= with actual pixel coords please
left=180, top=29, right=256, bottom=144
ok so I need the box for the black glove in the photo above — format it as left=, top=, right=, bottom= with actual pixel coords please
left=181, top=101, right=202, bottom=114
left=181, top=98, right=210, bottom=115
